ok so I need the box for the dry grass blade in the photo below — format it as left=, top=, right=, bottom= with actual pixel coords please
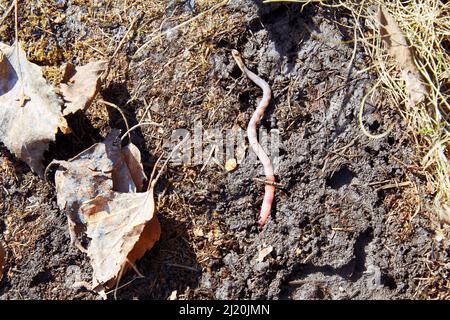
left=0, top=0, right=14, bottom=25
left=358, top=79, right=394, bottom=139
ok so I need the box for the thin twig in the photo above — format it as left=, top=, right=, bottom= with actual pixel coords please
left=111, top=15, right=138, bottom=60
left=126, top=257, right=145, bottom=278
left=358, top=80, right=394, bottom=139
left=120, top=121, right=162, bottom=141
left=0, top=0, right=14, bottom=25
left=106, top=277, right=140, bottom=297
left=113, top=261, right=127, bottom=300
left=98, top=100, right=131, bottom=142
left=166, top=263, right=199, bottom=272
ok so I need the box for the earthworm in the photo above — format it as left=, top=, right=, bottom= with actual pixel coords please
left=232, top=49, right=275, bottom=226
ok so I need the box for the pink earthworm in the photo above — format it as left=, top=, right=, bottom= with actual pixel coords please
left=232, top=49, right=275, bottom=226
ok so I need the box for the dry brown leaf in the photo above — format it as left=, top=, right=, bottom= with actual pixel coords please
left=80, top=190, right=160, bottom=289
left=60, top=60, right=108, bottom=116
left=375, top=6, right=427, bottom=108
left=53, top=130, right=121, bottom=240
left=0, top=242, right=5, bottom=280
left=121, top=143, right=147, bottom=192
left=53, top=129, right=146, bottom=241
left=52, top=129, right=158, bottom=290
left=0, top=42, right=66, bottom=176
left=112, top=142, right=147, bottom=193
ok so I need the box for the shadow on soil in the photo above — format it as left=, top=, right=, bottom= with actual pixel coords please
left=115, top=215, right=201, bottom=299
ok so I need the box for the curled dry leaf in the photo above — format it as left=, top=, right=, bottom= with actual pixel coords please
left=113, top=142, right=147, bottom=193
left=0, top=242, right=5, bottom=280
left=52, top=129, right=158, bottom=290
left=60, top=60, right=108, bottom=116
left=120, top=143, right=147, bottom=192
left=80, top=190, right=160, bottom=289
left=53, top=130, right=120, bottom=241
left=53, top=130, right=146, bottom=240
left=375, top=6, right=427, bottom=108
left=0, top=42, right=66, bottom=176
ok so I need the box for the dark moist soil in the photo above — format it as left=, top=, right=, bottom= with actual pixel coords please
left=0, top=0, right=445, bottom=300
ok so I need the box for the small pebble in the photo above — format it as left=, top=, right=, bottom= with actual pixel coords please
left=225, top=158, right=237, bottom=172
